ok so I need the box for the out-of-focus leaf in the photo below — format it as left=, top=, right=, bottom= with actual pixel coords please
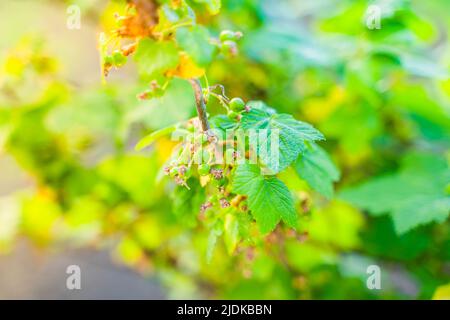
left=294, top=143, right=340, bottom=198
left=97, top=155, right=160, bottom=207
left=176, top=26, right=214, bottom=67
left=134, top=38, right=179, bottom=81
left=135, top=124, right=177, bottom=151
left=341, top=153, right=450, bottom=234
left=192, top=0, right=221, bottom=15
left=224, top=213, right=239, bottom=255
left=433, top=283, right=450, bottom=300
left=308, top=200, right=364, bottom=249
left=286, top=242, right=337, bottom=272
left=127, top=78, right=196, bottom=129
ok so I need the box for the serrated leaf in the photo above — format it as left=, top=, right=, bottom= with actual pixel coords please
left=246, top=101, right=276, bottom=114
left=241, top=106, right=324, bottom=173
left=210, top=114, right=238, bottom=131
left=294, top=143, right=340, bottom=198
left=135, top=124, right=177, bottom=151
left=340, top=153, right=450, bottom=234
left=134, top=39, right=179, bottom=81
left=232, top=163, right=297, bottom=233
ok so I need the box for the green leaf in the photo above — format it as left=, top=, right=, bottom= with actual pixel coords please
left=224, top=213, right=239, bottom=255
left=127, top=79, right=196, bottom=129
left=246, top=101, right=276, bottom=114
left=206, top=222, right=222, bottom=263
left=294, top=143, right=340, bottom=198
left=135, top=124, right=177, bottom=151
left=210, top=114, right=238, bottom=132
left=232, top=163, right=297, bottom=233
left=340, top=153, right=450, bottom=234
left=134, top=39, right=179, bottom=81
left=241, top=106, right=324, bottom=173
left=172, top=178, right=205, bottom=227
left=156, top=2, right=195, bottom=32
left=176, top=26, right=214, bottom=67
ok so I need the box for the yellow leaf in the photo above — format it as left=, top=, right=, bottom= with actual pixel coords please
left=433, top=283, right=450, bottom=300
left=169, top=53, right=205, bottom=79
left=303, top=86, right=346, bottom=122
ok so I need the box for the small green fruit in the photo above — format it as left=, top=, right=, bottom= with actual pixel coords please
left=227, top=110, right=239, bottom=119
left=196, top=133, right=208, bottom=145
left=103, top=55, right=114, bottom=67
left=220, top=30, right=236, bottom=42
left=213, top=177, right=227, bottom=187
left=229, top=97, right=245, bottom=111
left=221, top=40, right=237, bottom=57
left=178, top=165, right=190, bottom=177
left=112, top=50, right=127, bottom=67
left=201, top=133, right=209, bottom=145
left=240, top=200, right=248, bottom=211
left=169, top=167, right=179, bottom=177
left=198, top=164, right=211, bottom=176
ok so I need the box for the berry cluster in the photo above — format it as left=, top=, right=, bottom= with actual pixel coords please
left=163, top=92, right=251, bottom=216
left=219, top=30, right=243, bottom=58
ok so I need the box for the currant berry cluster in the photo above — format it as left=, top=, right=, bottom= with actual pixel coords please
left=227, top=97, right=247, bottom=120
left=137, top=80, right=165, bottom=100
left=163, top=92, right=251, bottom=216
left=101, top=43, right=136, bottom=77
left=219, top=30, right=243, bottom=58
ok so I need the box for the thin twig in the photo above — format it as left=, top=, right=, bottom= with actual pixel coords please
left=189, top=78, right=210, bottom=132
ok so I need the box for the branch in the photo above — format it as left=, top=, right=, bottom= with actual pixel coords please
left=189, top=78, right=210, bottom=132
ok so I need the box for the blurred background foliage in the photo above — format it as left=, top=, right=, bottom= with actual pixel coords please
left=0, top=0, right=449, bottom=299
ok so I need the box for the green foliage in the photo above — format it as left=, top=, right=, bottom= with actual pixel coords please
left=241, top=103, right=324, bottom=173
left=232, top=163, right=297, bottom=233
left=341, top=153, right=450, bottom=234
left=134, top=39, right=180, bottom=81
left=176, top=26, right=215, bottom=67
left=294, top=143, right=340, bottom=199
left=0, top=0, right=449, bottom=301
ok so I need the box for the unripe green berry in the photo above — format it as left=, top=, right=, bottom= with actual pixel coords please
left=220, top=30, right=236, bottom=42
left=112, top=50, right=127, bottom=67
left=198, top=164, right=211, bottom=176
left=229, top=97, right=246, bottom=111
left=221, top=40, right=237, bottom=57
left=240, top=200, right=248, bottom=212
left=104, top=55, right=114, bottom=67
left=187, top=123, right=195, bottom=132
left=169, top=167, right=179, bottom=177
left=194, top=149, right=211, bottom=164
left=213, top=177, right=227, bottom=187
left=178, top=165, right=191, bottom=178
left=227, top=110, right=239, bottom=119
left=201, top=133, right=209, bottom=145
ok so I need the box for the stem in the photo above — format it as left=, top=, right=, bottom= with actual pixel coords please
left=189, top=78, right=210, bottom=132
